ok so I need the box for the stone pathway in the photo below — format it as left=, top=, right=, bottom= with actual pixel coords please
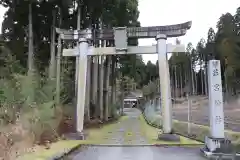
left=100, top=108, right=148, bottom=145
left=64, top=108, right=205, bottom=160
left=66, top=146, right=205, bottom=160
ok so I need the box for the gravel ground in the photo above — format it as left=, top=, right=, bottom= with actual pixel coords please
left=172, top=96, right=240, bottom=131
left=65, top=146, right=205, bottom=160
left=64, top=108, right=205, bottom=160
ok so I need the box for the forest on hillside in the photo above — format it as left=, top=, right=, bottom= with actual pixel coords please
left=142, top=7, right=240, bottom=100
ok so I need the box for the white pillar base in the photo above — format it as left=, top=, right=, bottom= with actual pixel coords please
left=157, top=133, right=180, bottom=142
left=64, top=131, right=88, bottom=140
left=201, top=137, right=238, bottom=159
left=204, top=136, right=232, bottom=152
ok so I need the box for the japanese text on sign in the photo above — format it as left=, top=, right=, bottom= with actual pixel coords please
left=212, top=69, right=219, bottom=76
left=212, top=61, right=219, bottom=68
left=215, top=116, right=222, bottom=124
left=214, top=100, right=222, bottom=106
left=213, top=84, right=220, bottom=91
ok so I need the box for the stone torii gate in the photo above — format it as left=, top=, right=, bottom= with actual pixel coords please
left=56, top=21, right=192, bottom=139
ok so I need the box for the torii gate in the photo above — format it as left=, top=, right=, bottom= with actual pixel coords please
left=56, top=21, right=192, bottom=139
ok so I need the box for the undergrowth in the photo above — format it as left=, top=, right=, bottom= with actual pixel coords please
left=0, top=43, right=73, bottom=159
left=0, top=42, right=121, bottom=159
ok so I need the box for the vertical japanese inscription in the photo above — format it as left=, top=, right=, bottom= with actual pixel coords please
left=212, top=68, right=219, bottom=77
left=213, top=84, right=220, bottom=91
left=211, top=61, right=223, bottom=126
left=212, top=61, right=221, bottom=93
left=214, top=100, right=222, bottom=106
left=215, top=115, right=222, bottom=124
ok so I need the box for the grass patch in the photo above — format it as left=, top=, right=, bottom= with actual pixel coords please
left=140, top=114, right=202, bottom=145
left=172, top=119, right=240, bottom=144
left=148, top=114, right=240, bottom=148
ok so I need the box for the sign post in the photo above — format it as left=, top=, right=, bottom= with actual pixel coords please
left=201, top=60, right=237, bottom=158
left=208, top=60, right=224, bottom=139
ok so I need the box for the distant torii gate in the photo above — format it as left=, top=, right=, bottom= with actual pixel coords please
left=56, top=21, right=192, bottom=139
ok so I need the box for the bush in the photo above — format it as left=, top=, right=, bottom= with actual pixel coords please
left=0, top=50, right=68, bottom=145
left=109, top=103, right=121, bottom=119
left=0, top=40, right=78, bottom=160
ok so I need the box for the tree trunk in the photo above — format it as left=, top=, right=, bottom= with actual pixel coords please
left=170, top=67, right=174, bottom=98
left=180, top=65, right=183, bottom=97
left=85, top=57, right=91, bottom=121
left=111, top=56, right=116, bottom=113
left=27, top=2, right=35, bottom=102
left=201, top=69, right=204, bottom=95
left=190, top=60, right=195, bottom=95
left=28, top=2, right=34, bottom=76
left=174, top=65, right=177, bottom=98
left=195, top=70, right=198, bottom=94
left=104, top=56, right=111, bottom=121
left=200, top=56, right=204, bottom=95
left=49, top=9, right=56, bottom=79
left=224, top=69, right=229, bottom=102
left=92, top=56, right=99, bottom=118
left=98, top=28, right=105, bottom=119
left=204, top=62, right=208, bottom=95
left=184, top=68, right=188, bottom=96
left=55, top=8, right=62, bottom=105
left=99, top=55, right=104, bottom=120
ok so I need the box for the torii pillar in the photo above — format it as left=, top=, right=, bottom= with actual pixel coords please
left=156, top=34, right=172, bottom=134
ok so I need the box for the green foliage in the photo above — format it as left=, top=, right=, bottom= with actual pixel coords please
left=142, top=81, right=157, bottom=98
left=109, top=103, right=120, bottom=118
left=0, top=44, right=71, bottom=144
left=21, top=101, right=58, bottom=141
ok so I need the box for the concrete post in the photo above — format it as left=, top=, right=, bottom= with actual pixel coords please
left=201, top=60, right=235, bottom=157
left=156, top=34, right=172, bottom=134
left=208, top=60, right=224, bottom=138
left=76, top=38, right=88, bottom=133
left=166, top=53, right=172, bottom=120
left=75, top=5, right=81, bottom=99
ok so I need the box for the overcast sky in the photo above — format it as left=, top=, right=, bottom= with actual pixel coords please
left=138, top=0, right=240, bottom=63
left=1, top=0, right=240, bottom=63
